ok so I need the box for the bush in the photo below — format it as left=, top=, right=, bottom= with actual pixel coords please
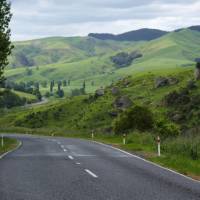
left=0, top=89, right=26, bottom=108
left=113, top=105, right=154, bottom=134
left=155, top=119, right=180, bottom=138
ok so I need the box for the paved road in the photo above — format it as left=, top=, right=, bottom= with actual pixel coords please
left=0, top=134, right=199, bottom=200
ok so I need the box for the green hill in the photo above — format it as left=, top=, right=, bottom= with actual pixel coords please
left=9, top=36, right=134, bottom=68
left=5, top=29, right=200, bottom=96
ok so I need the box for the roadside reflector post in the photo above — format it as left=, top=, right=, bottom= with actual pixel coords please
left=1, top=135, right=4, bottom=148
left=91, top=130, right=94, bottom=140
left=157, top=136, right=161, bottom=157
left=123, top=134, right=126, bottom=145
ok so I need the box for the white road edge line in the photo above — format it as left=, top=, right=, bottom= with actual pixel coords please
left=93, top=141, right=200, bottom=184
left=0, top=141, right=22, bottom=159
left=85, top=169, right=98, bottom=178
left=68, top=155, right=74, bottom=160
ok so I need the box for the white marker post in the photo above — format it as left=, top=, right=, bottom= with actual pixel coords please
left=91, top=130, right=94, bottom=140
left=157, top=136, right=161, bottom=157
left=123, top=134, right=126, bottom=145
left=1, top=135, right=4, bottom=148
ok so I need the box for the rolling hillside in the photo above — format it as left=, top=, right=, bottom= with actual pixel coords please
left=9, top=37, right=134, bottom=68
left=5, top=28, right=200, bottom=95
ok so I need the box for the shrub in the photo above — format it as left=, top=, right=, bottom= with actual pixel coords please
left=113, top=105, right=154, bottom=134
left=0, top=89, right=26, bottom=108
left=155, top=119, right=180, bottom=138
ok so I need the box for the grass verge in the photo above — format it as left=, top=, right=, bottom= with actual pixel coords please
left=0, top=137, right=19, bottom=156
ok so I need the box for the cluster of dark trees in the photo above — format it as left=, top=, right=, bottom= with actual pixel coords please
left=48, top=80, right=67, bottom=98
left=111, top=51, right=142, bottom=68
left=4, top=81, right=42, bottom=101
left=0, top=89, right=27, bottom=108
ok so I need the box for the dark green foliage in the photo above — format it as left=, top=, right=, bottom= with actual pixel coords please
left=5, top=81, right=34, bottom=94
left=44, top=91, right=51, bottom=98
left=41, top=80, right=47, bottom=88
left=111, top=51, right=142, bottom=68
left=15, top=111, right=46, bottom=128
left=50, top=80, right=54, bottom=93
left=164, top=89, right=190, bottom=106
left=113, top=105, right=154, bottom=134
left=0, top=0, right=13, bottom=83
left=196, top=62, right=200, bottom=69
left=83, top=80, right=86, bottom=90
left=63, top=80, right=67, bottom=87
left=34, top=82, right=39, bottom=90
left=0, top=89, right=26, bottom=108
left=32, top=89, right=42, bottom=101
left=71, top=88, right=85, bottom=97
left=56, top=89, right=64, bottom=98
left=56, top=81, right=64, bottom=98
left=155, top=119, right=180, bottom=138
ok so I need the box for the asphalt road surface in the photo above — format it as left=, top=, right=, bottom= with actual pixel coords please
left=0, top=134, right=199, bottom=200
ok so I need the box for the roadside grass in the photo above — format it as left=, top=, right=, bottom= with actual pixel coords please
left=90, top=132, right=200, bottom=181
left=0, top=137, right=19, bottom=155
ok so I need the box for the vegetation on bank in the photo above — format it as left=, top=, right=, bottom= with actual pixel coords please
left=0, top=137, right=19, bottom=155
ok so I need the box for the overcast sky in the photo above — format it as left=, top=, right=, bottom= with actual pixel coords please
left=10, top=0, right=200, bottom=41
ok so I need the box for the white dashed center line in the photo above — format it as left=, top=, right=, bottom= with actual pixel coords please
left=68, top=155, right=74, bottom=160
left=85, top=169, right=98, bottom=178
left=63, top=149, right=67, bottom=152
left=76, top=162, right=81, bottom=165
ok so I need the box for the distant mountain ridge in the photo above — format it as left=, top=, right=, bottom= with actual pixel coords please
left=88, top=28, right=168, bottom=41
left=88, top=26, right=200, bottom=41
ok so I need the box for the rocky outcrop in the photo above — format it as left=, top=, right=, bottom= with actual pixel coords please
left=155, top=77, right=179, bottom=88
left=187, top=80, right=197, bottom=90
left=111, top=87, right=120, bottom=95
left=95, top=89, right=105, bottom=97
left=114, top=96, right=133, bottom=109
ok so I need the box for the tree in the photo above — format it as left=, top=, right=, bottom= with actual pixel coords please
left=56, top=81, right=64, bottom=98
left=50, top=81, right=54, bottom=93
left=194, top=60, right=200, bottom=80
left=113, top=106, right=154, bottom=134
left=56, top=89, right=64, bottom=98
left=33, top=88, right=42, bottom=101
left=26, top=68, right=32, bottom=76
left=63, top=80, right=67, bottom=87
left=0, top=0, right=13, bottom=84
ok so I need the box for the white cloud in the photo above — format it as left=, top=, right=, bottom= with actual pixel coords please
left=9, top=0, right=200, bottom=41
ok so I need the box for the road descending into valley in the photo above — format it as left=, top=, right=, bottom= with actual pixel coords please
left=0, top=134, right=199, bottom=200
